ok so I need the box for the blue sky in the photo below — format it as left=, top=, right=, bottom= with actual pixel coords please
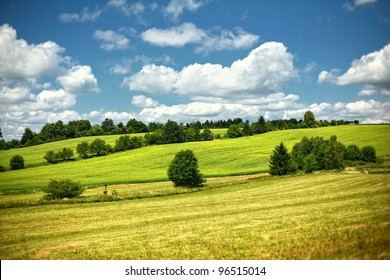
left=0, top=0, right=389, bottom=140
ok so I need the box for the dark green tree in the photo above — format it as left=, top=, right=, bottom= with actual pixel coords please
left=269, top=142, right=295, bottom=176
left=167, top=150, right=205, bottom=188
left=323, top=135, right=344, bottom=170
left=76, top=141, right=90, bottom=158
left=303, top=111, right=317, bottom=128
left=44, top=151, right=61, bottom=164
left=226, top=124, right=243, bottom=138
left=344, top=144, right=362, bottom=161
left=242, top=122, right=253, bottom=136
left=101, top=118, right=115, bottom=134
left=163, top=120, right=186, bottom=144
left=59, top=147, right=74, bottom=161
left=89, top=138, right=110, bottom=156
left=200, top=127, right=214, bottom=141
left=21, top=128, right=35, bottom=145
left=10, top=155, right=24, bottom=170
left=303, top=153, right=318, bottom=173
left=361, top=146, right=376, bottom=163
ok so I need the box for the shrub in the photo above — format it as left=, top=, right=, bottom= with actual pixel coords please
left=303, top=153, right=317, bottom=173
left=269, top=142, right=296, bottom=176
left=76, top=141, right=90, bottom=158
left=361, top=146, right=376, bottom=163
left=344, top=144, right=362, bottom=161
left=89, top=138, right=111, bottom=156
left=43, top=179, right=84, bottom=200
left=0, top=165, right=5, bottom=172
left=10, top=155, right=24, bottom=170
left=167, top=150, right=205, bottom=188
left=115, top=135, right=131, bottom=152
left=59, top=147, right=74, bottom=161
left=226, top=124, right=243, bottom=138
left=44, top=151, right=61, bottom=164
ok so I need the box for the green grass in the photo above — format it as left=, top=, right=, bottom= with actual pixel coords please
left=0, top=172, right=389, bottom=259
left=0, top=125, right=389, bottom=191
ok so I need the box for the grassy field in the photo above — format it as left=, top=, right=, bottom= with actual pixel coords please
left=0, top=125, right=389, bottom=260
left=0, top=125, right=389, bottom=192
left=0, top=172, right=389, bottom=259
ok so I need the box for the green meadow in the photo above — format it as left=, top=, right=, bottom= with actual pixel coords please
left=0, top=125, right=389, bottom=259
left=0, top=125, right=389, bottom=191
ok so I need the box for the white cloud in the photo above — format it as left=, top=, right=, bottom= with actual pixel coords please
left=93, top=29, right=130, bottom=51
left=0, top=24, right=64, bottom=80
left=110, top=64, right=130, bottom=75
left=141, top=22, right=205, bottom=47
left=195, top=27, right=260, bottom=54
left=36, top=89, right=76, bottom=110
left=132, top=95, right=160, bottom=108
left=317, top=69, right=339, bottom=84
left=163, top=0, right=208, bottom=21
left=318, top=43, right=390, bottom=95
left=141, top=22, right=259, bottom=53
left=124, top=64, right=179, bottom=94
left=125, top=42, right=297, bottom=102
left=343, top=0, right=377, bottom=11
left=57, top=65, right=100, bottom=94
left=303, top=62, right=316, bottom=73
left=58, top=7, right=102, bottom=23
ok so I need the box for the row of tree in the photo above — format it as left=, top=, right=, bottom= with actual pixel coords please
left=0, top=111, right=359, bottom=149
left=269, top=136, right=377, bottom=175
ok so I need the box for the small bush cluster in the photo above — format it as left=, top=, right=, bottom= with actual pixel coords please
left=76, top=139, right=113, bottom=159
left=270, top=136, right=377, bottom=175
left=42, top=179, right=84, bottom=200
left=44, top=148, right=74, bottom=164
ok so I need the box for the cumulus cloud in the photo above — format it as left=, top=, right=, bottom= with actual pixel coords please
left=58, top=7, right=102, bottom=23
left=93, top=29, right=130, bottom=51
left=343, top=0, right=377, bottom=11
left=318, top=43, right=390, bottom=95
left=132, top=95, right=160, bottom=108
left=163, top=0, right=208, bottom=21
left=125, top=42, right=297, bottom=102
left=0, top=24, right=100, bottom=140
left=124, top=64, right=179, bottom=94
left=0, top=24, right=64, bottom=80
left=57, top=65, right=100, bottom=94
left=141, top=22, right=259, bottom=53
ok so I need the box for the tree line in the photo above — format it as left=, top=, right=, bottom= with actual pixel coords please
left=0, top=111, right=359, bottom=150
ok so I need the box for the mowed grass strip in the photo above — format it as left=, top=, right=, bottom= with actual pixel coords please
left=1, top=125, right=389, bottom=191
left=0, top=173, right=389, bottom=260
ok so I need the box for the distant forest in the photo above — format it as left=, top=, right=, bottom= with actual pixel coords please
left=0, top=111, right=360, bottom=150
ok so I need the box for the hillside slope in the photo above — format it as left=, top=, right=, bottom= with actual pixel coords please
left=0, top=125, right=389, bottom=191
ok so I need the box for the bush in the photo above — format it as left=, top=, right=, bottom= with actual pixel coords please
left=76, top=141, right=90, bottom=158
left=44, top=151, right=61, bottom=164
left=0, top=165, right=5, bottom=172
left=42, top=179, right=84, bottom=200
left=361, top=146, right=376, bottom=163
left=226, top=124, right=243, bottom=138
left=167, top=150, right=205, bottom=188
left=59, top=147, right=74, bottom=161
left=89, top=138, right=111, bottom=156
left=10, top=155, right=24, bottom=170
